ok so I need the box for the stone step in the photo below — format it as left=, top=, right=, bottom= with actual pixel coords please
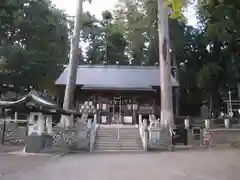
left=96, top=136, right=140, bottom=139
left=97, top=131, right=140, bottom=134
left=94, top=127, right=143, bottom=152
left=94, top=146, right=143, bottom=150
left=98, top=129, right=139, bottom=133
left=96, top=142, right=142, bottom=145
left=95, top=140, right=142, bottom=144
left=93, top=149, right=145, bottom=153
left=98, top=128, right=139, bottom=132
left=96, top=134, right=141, bottom=137
left=96, top=140, right=142, bottom=144
left=95, top=145, right=143, bottom=149
left=96, top=138, right=142, bottom=141
left=95, top=143, right=142, bottom=146
left=96, top=137, right=141, bottom=140
left=97, top=131, right=139, bottom=134
left=97, top=132, right=140, bottom=134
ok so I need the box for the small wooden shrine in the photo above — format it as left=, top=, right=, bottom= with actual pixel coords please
left=0, top=91, right=82, bottom=153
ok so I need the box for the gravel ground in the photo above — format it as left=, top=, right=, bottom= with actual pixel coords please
left=0, top=149, right=240, bottom=180
left=0, top=154, right=54, bottom=176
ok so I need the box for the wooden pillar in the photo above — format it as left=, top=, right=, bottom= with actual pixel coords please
left=205, top=119, right=210, bottom=129
left=94, top=114, right=97, bottom=124
left=46, top=115, right=53, bottom=135
left=38, top=113, right=45, bottom=135
left=139, top=114, right=142, bottom=124
left=184, top=117, right=190, bottom=129
left=14, top=112, right=18, bottom=119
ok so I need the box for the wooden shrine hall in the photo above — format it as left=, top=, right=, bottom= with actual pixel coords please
left=55, top=65, right=179, bottom=125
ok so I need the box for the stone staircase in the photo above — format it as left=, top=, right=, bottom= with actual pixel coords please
left=94, top=125, right=144, bottom=152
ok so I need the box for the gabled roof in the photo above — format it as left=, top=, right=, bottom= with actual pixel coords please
left=56, top=65, right=179, bottom=90
left=0, top=91, right=79, bottom=116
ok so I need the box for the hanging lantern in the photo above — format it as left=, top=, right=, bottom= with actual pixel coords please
left=97, top=103, right=101, bottom=110
left=133, top=104, right=138, bottom=110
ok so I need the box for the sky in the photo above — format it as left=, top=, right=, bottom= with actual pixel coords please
left=51, top=0, right=198, bottom=26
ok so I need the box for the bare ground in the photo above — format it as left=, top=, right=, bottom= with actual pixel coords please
left=0, top=149, right=240, bottom=180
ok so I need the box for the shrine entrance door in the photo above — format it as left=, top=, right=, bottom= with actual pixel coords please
left=111, top=97, right=122, bottom=124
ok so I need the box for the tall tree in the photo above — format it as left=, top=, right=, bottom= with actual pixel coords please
left=196, top=0, right=240, bottom=113
left=0, top=0, right=70, bottom=94
left=61, top=0, right=84, bottom=128
left=83, top=10, right=128, bottom=65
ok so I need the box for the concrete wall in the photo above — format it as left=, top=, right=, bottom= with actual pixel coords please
left=52, top=127, right=89, bottom=151
left=0, top=123, right=27, bottom=145
left=205, top=129, right=240, bottom=147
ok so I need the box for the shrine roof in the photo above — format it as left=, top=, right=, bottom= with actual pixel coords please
left=56, top=65, right=179, bottom=90
left=0, top=91, right=80, bottom=116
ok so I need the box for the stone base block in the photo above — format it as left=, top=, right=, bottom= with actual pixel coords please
left=25, top=136, right=45, bottom=153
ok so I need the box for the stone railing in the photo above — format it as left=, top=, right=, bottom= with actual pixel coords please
left=204, top=118, right=240, bottom=129
left=88, top=115, right=98, bottom=152
left=204, top=128, right=240, bottom=148
left=184, top=117, right=240, bottom=148
left=0, top=118, right=27, bottom=145
left=138, top=115, right=148, bottom=151
left=148, top=114, right=160, bottom=141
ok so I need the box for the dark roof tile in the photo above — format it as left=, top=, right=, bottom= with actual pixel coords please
left=55, top=65, right=179, bottom=89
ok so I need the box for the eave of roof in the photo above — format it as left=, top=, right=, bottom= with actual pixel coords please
left=56, top=65, right=179, bottom=88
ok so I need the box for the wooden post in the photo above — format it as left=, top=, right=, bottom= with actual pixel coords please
left=38, top=113, right=45, bottom=135
left=205, top=119, right=210, bottom=129
left=46, top=115, right=53, bottom=135
left=1, top=121, right=6, bottom=145
left=143, top=119, right=148, bottom=151
left=184, top=117, right=190, bottom=129
left=14, top=112, right=18, bottom=120
left=139, top=114, right=142, bottom=124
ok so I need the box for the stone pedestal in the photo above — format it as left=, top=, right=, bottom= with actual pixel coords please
left=149, top=128, right=161, bottom=140
left=25, top=135, right=45, bottom=153
left=159, top=128, right=172, bottom=149
left=224, top=119, right=230, bottom=128
left=189, top=127, right=202, bottom=147
left=26, top=112, right=54, bottom=153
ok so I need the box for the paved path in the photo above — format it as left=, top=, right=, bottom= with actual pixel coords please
left=1, top=149, right=240, bottom=180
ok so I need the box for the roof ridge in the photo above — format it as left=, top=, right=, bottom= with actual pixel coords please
left=64, top=64, right=159, bottom=69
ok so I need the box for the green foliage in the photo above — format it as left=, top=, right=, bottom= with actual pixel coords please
left=0, top=0, right=70, bottom=93
left=1, top=0, right=240, bottom=116
left=166, top=0, right=189, bottom=20
left=198, top=0, right=240, bottom=93
left=82, top=10, right=128, bottom=65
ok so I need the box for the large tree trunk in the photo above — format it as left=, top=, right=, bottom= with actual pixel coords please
left=237, top=83, right=240, bottom=100
left=59, top=0, right=83, bottom=128
left=173, top=53, right=180, bottom=116
left=158, top=0, right=174, bottom=129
